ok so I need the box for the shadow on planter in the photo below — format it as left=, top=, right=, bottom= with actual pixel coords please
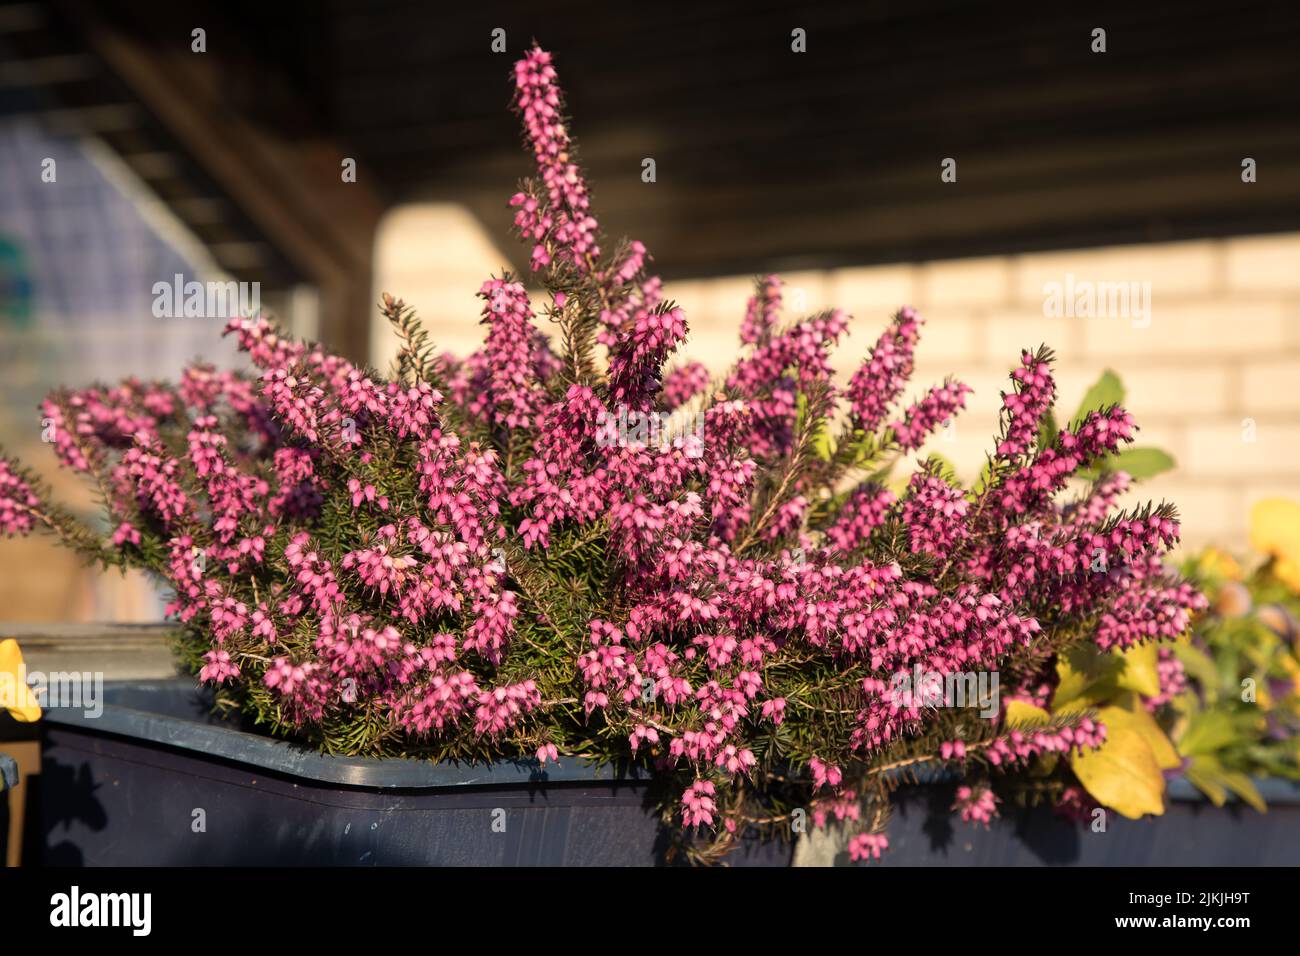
left=36, top=680, right=791, bottom=866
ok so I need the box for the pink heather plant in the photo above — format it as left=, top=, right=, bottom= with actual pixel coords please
left=0, top=45, right=1205, bottom=865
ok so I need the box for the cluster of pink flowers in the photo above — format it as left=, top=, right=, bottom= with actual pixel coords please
left=0, top=45, right=1206, bottom=865
left=890, top=380, right=971, bottom=451
left=740, top=275, right=783, bottom=346
left=510, top=47, right=599, bottom=272
left=900, top=472, right=970, bottom=556
left=660, top=361, right=711, bottom=411
left=0, top=460, right=39, bottom=537
left=681, top=779, right=719, bottom=828
left=979, top=718, right=1108, bottom=767
left=1144, top=646, right=1189, bottom=711
left=479, top=278, right=547, bottom=429
left=847, top=308, right=921, bottom=432
left=998, top=350, right=1056, bottom=458
left=847, top=832, right=889, bottom=862
left=953, top=784, right=1000, bottom=826
left=728, top=308, right=849, bottom=462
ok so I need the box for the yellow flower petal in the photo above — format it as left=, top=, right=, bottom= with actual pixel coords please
left=1250, top=498, right=1300, bottom=563
left=1199, top=547, right=1242, bottom=582
left=0, top=638, right=42, bottom=723
left=1275, top=557, right=1300, bottom=595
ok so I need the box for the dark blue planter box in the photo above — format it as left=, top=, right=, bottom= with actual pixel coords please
left=867, top=776, right=1300, bottom=866
left=35, top=680, right=1300, bottom=866
left=36, top=680, right=790, bottom=866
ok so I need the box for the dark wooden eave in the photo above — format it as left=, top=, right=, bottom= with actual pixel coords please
left=315, top=0, right=1300, bottom=277
left=3, top=0, right=1299, bottom=356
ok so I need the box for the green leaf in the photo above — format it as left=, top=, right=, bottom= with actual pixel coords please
left=924, top=453, right=960, bottom=485
left=865, top=459, right=896, bottom=486
left=1176, top=708, right=1239, bottom=756
left=1184, top=755, right=1229, bottom=806
left=1219, top=771, right=1267, bottom=813
left=797, top=390, right=834, bottom=461
left=812, top=424, right=835, bottom=462
left=1036, top=409, right=1059, bottom=451
left=794, top=392, right=809, bottom=432
left=1172, top=641, right=1221, bottom=696
left=1106, top=447, right=1176, bottom=481
left=1072, top=369, right=1125, bottom=425
left=1183, top=756, right=1266, bottom=812
left=849, top=434, right=880, bottom=468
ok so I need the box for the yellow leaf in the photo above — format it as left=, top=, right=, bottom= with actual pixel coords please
left=1250, top=498, right=1300, bottom=563
left=1053, top=645, right=1122, bottom=711
left=1069, top=705, right=1167, bottom=819
left=1053, top=658, right=1089, bottom=710
left=1005, top=699, right=1050, bottom=727
left=1115, top=643, right=1161, bottom=698
left=1113, top=694, right=1181, bottom=770
left=0, top=638, right=41, bottom=723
